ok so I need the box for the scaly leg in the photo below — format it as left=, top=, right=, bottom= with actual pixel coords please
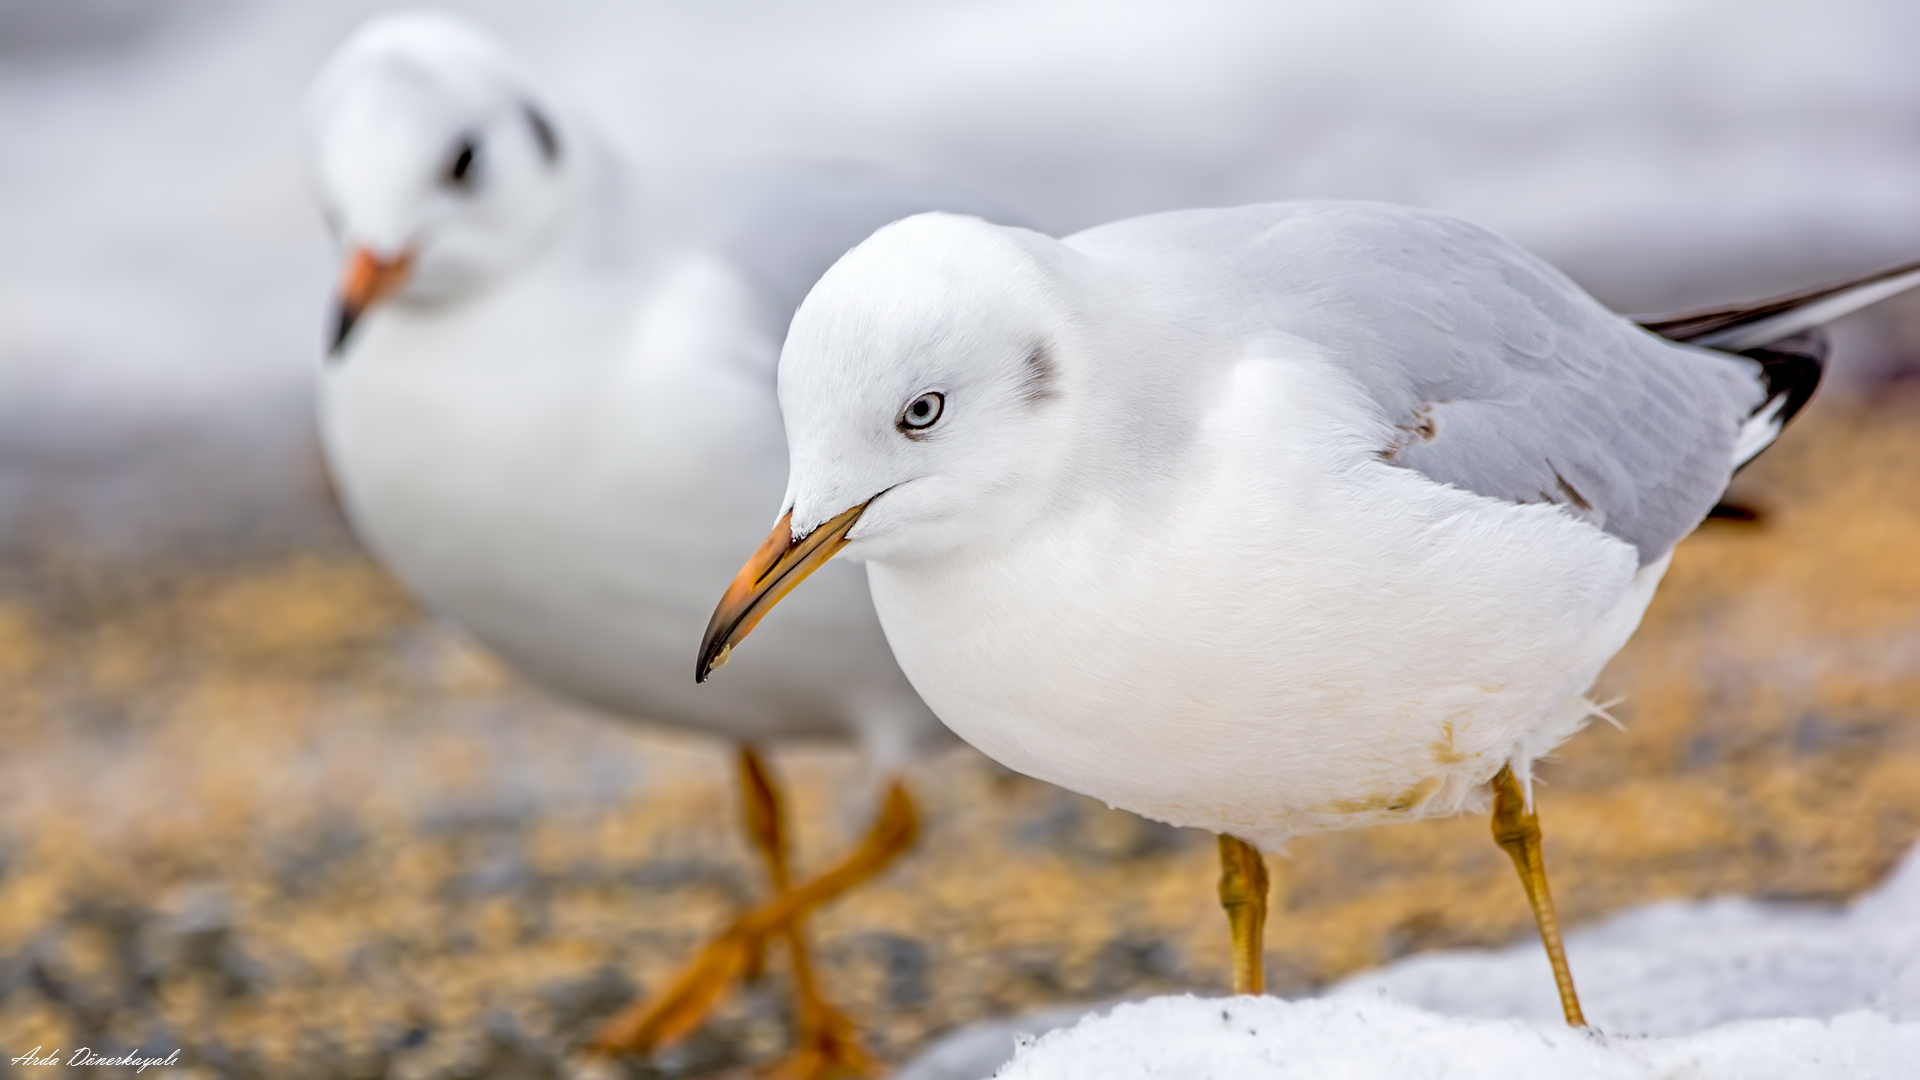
left=1217, top=834, right=1269, bottom=995
left=1489, top=764, right=1586, bottom=1027
left=590, top=764, right=919, bottom=1074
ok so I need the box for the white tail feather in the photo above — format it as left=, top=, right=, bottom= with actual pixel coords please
left=1732, top=392, right=1789, bottom=467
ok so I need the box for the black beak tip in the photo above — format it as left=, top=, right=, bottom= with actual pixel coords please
left=329, top=302, right=359, bottom=359
left=694, top=638, right=729, bottom=685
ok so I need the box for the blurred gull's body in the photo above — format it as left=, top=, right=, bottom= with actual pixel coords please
left=305, top=13, right=963, bottom=1073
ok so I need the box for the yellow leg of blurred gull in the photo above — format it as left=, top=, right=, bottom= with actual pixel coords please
left=1217, top=835, right=1269, bottom=995
left=737, top=747, right=872, bottom=1080
left=589, top=759, right=918, bottom=1077
left=1489, top=764, right=1587, bottom=1027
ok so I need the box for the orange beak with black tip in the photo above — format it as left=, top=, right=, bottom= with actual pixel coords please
left=329, top=247, right=414, bottom=356
left=697, top=503, right=868, bottom=683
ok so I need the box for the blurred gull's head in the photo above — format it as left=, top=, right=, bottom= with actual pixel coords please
left=306, top=12, right=575, bottom=353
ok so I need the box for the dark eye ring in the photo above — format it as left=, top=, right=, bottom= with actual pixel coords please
left=444, top=138, right=478, bottom=189
left=899, top=391, right=944, bottom=432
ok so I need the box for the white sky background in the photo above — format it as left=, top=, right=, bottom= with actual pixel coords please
left=4, top=0, right=1920, bottom=554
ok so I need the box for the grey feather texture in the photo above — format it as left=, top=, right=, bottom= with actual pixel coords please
left=1077, top=203, right=1767, bottom=564
left=1311, top=205, right=1765, bottom=565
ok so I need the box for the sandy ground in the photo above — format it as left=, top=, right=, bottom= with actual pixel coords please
left=0, top=389, right=1916, bottom=1078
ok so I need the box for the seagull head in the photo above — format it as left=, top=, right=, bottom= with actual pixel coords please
left=699, top=212, right=1094, bottom=681
left=306, top=12, right=574, bottom=355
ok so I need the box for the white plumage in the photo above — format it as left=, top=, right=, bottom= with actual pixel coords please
left=306, top=12, right=950, bottom=767
left=751, top=203, right=1858, bottom=848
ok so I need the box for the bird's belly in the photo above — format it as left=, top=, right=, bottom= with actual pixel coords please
left=870, top=473, right=1651, bottom=847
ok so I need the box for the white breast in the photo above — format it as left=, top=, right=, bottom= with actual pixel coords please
left=867, top=354, right=1653, bottom=846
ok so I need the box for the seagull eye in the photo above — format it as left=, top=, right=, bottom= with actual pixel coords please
left=898, top=391, right=945, bottom=433
left=444, top=137, right=478, bottom=189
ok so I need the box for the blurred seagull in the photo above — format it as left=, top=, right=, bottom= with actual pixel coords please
left=699, top=202, right=1920, bottom=1022
left=305, top=13, right=979, bottom=1074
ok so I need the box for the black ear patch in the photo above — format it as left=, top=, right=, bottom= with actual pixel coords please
left=444, top=137, right=478, bottom=188
left=522, top=103, right=561, bottom=164
left=1019, top=343, right=1060, bottom=407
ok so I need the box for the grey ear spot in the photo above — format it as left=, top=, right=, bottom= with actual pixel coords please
left=522, top=102, right=561, bottom=164
left=1019, top=343, right=1059, bottom=407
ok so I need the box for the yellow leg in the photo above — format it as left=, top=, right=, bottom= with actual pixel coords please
left=590, top=757, right=918, bottom=1076
left=1489, top=765, right=1586, bottom=1027
left=1217, top=834, right=1268, bottom=995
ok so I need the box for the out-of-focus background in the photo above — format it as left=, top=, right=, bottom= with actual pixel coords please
left=2, top=1, right=1919, bottom=1076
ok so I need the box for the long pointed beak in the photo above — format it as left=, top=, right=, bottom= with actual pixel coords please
left=329, top=247, right=414, bottom=357
left=697, top=503, right=868, bottom=683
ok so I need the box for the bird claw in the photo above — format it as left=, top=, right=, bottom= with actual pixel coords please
left=757, top=1002, right=873, bottom=1080
left=588, top=783, right=917, bottom=1063
left=587, top=923, right=766, bottom=1056
left=586, top=917, right=872, bottom=1079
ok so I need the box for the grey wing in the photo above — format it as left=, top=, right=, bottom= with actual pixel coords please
left=706, top=160, right=1026, bottom=328
left=1247, top=204, right=1768, bottom=565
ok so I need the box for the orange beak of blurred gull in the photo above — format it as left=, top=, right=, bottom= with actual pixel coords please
left=329, top=246, right=413, bottom=355
left=700, top=504, right=868, bottom=682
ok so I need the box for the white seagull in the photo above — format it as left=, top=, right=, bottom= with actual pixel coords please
left=699, top=202, right=1920, bottom=1022
left=305, top=13, right=976, bottom=1074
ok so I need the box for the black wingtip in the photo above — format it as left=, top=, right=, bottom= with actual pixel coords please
left=1638, top=280, right=1842, bottom=464
left=1739, top=330, right=1828, bottom=433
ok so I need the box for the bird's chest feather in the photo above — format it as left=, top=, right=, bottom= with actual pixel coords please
left=322, top=344, right=599, bottom=582
left=317, top=261, right=786, bottom=653
left=868, top=393, right=1640, bottom=842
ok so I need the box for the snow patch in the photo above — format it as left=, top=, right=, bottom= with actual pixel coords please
left=991, top=995, right=1916, bottom=1080
left=900, top=843, right=1920, bottom=1079
left=1335, top=842, right=1920, bottom=1032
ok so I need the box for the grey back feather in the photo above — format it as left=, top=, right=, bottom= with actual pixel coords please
left=1294, top=205, right=1761, bottom=565
left=1081, top=203, right=1768, bottom=565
